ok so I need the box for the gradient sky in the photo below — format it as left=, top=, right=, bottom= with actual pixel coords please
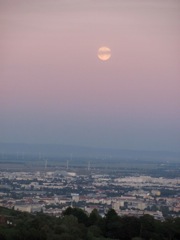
left=1, top=0, right=180, bottom=151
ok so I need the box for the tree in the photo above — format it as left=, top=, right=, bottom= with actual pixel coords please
left=104, top=209, right=121, bottom=239
left=88, top=209, right=102, bottom=226
left=164, top=218, right=180, bottom=240
left=63, top=207, right=88, bottom=225
left=59, top=215, right=86, bottom=240
left=139, top=215, right=155, bottom=240
left=120, top=216, right=140, bottom=240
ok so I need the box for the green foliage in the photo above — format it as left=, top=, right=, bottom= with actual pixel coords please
left=119, top=216, right=140, bottom=240
left=63, top=207, right=89, bottom=225
left=88, top=225, right=102, bottom=238
left=0, top=207, right=180, bottom=240
left=88, top=209, right=102, bottom=226
left=104, top=209, right=121, bottom=239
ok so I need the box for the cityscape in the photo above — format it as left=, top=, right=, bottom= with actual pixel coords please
left=0, top=150, right=179, bottom=221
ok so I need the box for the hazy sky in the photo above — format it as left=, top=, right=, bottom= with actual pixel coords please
left=1, top=0, right=180, bottom=151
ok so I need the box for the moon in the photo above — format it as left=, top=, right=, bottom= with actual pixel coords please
left=98, top=46, right=111, bottom=61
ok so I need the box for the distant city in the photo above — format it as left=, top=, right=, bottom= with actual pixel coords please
left=0, top=143, right=179, bottom=221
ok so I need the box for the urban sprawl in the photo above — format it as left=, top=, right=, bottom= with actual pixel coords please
left=0, top=167, right=179, bottom=221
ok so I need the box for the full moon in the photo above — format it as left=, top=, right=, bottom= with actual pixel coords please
left=98, top=46, right=111, bottom=61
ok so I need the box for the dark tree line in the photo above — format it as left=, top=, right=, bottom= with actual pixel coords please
left=0, top=206, right=180, bottom=240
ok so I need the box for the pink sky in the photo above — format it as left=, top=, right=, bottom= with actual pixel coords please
left=0, top=0, right=180, bottom=150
